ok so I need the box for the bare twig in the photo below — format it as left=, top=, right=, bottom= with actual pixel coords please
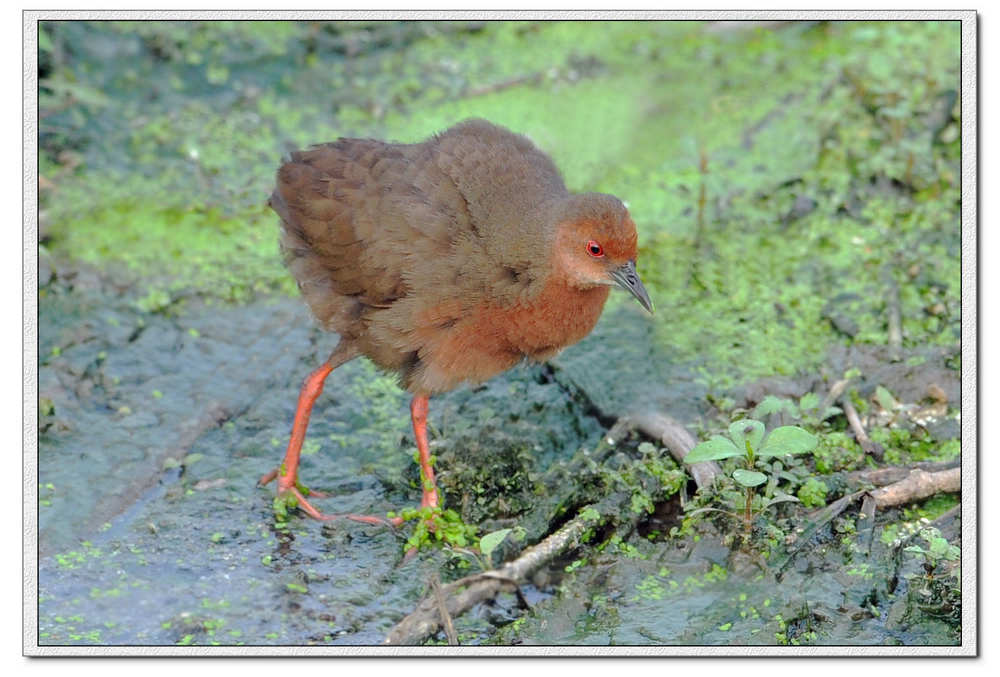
left=774, top=491, right=866, bottom=577
left=869, top=467, right=960, bottom=508
left=847, top=459, right=959, bottom=489
left=841, top=396, right=885, bottom=461
left=385, top=412, right=721, bottom=644
left=858, top=493, right=879, bottom=556
left=776, top=463, right=960, bottom=579
left=429, top=574, right=458, bottom=646
left=628, top=410, right=722, bottom=489
left=820, top=377, right=851, bottom=413
left=929, top=504, right=960, bottom=529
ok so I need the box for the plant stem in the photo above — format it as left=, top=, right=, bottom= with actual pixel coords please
left=743, top=440, right=755, bottom=545
left=744, top=487, right=754, bottom=544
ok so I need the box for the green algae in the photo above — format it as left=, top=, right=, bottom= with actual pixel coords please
left=41, top=20, right=960, bottom=392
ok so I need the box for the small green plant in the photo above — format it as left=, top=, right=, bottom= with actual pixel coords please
left=753, top=393, right=841, bottom=426
left=446, top=525, right=526, bottom=571
left=478, top=528, right=513, bottom=564
left=900, top=524, right=960, bottom=625
left=684, top=419, right=818, bottom=544
left=390, top=505, right=479, bottom=554
left=904, top=525, right=960, bottom=582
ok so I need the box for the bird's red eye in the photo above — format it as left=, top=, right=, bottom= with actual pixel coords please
left=586, top=241, right=604, bottom=257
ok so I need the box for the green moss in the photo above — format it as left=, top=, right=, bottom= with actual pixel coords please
left=796, top=477, right=829, bottom=509
left=869, top=427, right=960, bottom=465
left=902, top=493, right=960, bottom=522
left=813, top=431, right=865, bottom=474
left=42, top=22, right=959, bottom=396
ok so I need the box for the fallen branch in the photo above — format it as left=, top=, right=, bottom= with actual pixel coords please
left=869, top=467, right=960, bottom=508
left=385, top=412, right=716, bottom=644
left=847, top=459, right=960, bottom=489
left=773, top=491, right=865, bottom=578
left=841, top=395, right=885, bottom=461
left=776, top=465, right=960, bottom=576
left=629, top=410, right=722, bottom=489
left=383, top=505, right=597, bottom=645
left=820, top=377, right=851, bottom=414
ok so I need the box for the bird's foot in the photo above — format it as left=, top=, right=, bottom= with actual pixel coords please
left=261, top=468, right=394, bottom=527
left=258, top=466, right=330, bottom=498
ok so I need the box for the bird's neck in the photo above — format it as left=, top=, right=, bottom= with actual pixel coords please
left=502, top=273, right=610, bottom=357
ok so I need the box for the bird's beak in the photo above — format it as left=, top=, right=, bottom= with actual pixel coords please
left=609, top=260, right=653, bottom=314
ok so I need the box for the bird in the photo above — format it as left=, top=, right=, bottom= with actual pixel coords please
left=258, top=118, right=652, bottom=525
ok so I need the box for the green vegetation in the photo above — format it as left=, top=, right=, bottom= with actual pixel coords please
left=389, top=505, right=478, bottom=553
left=685, top=419, right=818, bottom=545
left=796, top=477, right=829, bottom=509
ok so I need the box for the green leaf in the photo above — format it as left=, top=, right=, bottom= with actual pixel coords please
left=764, top=491, right=801, bottom=509
left=479, top=528, right=512, bottom=560
left=728, top=419, right=765, bottom=454
left=752, top=395, right=798, bottom=419
left=685, top=436, right=741, bottom=463
left=820, top=406, right=842, bottom=421
left=799, top=392, right=820, bottom=411
left=928, top=537, right=950, bottom=558
left=732, top=469, right=767, bottom=487
left=875, top=385, right=898, bottom=411
left=757, top=426, right=818, bottom=458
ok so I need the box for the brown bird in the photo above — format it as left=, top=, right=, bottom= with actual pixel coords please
left=259, top=119, right=652, bottom=524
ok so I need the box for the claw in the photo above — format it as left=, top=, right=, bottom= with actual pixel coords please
left=272, top=484, right=397, bottom=527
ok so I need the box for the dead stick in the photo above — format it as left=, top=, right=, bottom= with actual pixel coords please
left=848, top=459, right=960, bottom=488
left=820, top=378, right=851, bottom=414
left=629, top=410, right=721, bottom=489
left=383, top=506, right=596, bottom=645
left=869, top=467, right=960, bottom=508
left=841, top=396, right=885, bottom=461
left=929, top=504, right=960, bottom=529
left=429, top=574, right=458, bottom=646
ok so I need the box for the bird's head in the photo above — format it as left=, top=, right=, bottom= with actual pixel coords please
left=552, top=193, right=653, bottom=313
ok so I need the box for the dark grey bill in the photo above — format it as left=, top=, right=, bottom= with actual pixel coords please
left=609, top=260, right=653, bottom=313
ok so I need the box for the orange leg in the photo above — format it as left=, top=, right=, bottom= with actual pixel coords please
left=410, top=393, right=439, bottom=510
left=258, top=343, right=389, bottom=526
left=259, top=344, right=442, bottom=530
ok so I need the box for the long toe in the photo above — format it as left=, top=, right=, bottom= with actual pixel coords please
left=273, top=485, right=397, bottom=527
